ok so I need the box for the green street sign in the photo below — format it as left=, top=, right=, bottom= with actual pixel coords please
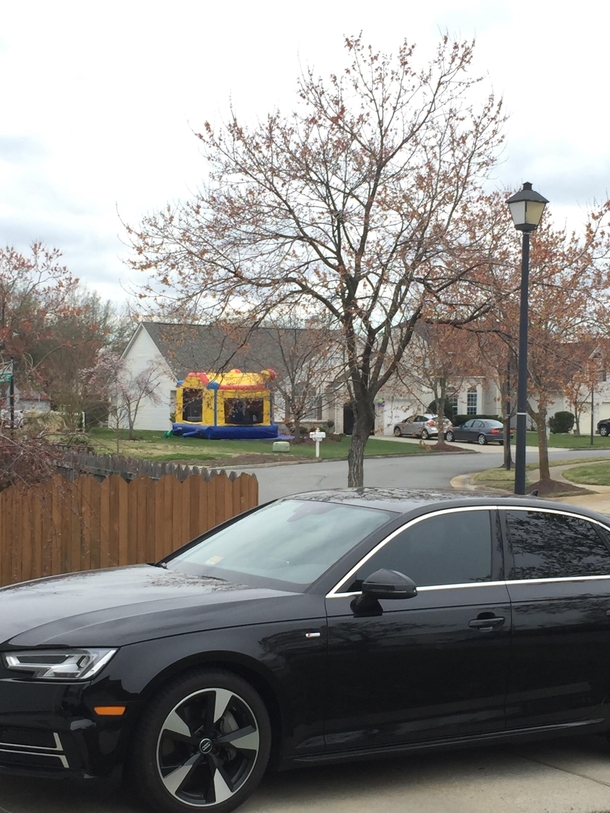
left=0, top=374, right=12, bottom=383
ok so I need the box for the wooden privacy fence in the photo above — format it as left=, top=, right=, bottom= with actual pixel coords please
left=58, top=452, right=223, bottom=482
left=0, top=471, right=258, bottom=587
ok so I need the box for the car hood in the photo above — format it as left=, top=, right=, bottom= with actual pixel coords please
left=0, top=565, right=317, bottom=648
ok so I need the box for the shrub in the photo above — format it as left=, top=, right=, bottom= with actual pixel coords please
left=549, top=411, right=575, bottom=434
left=0, top=430, right=58, bottom=491
left=56, top=432, right=96, bottom=453
left=84, top=401, right=110, bottom=428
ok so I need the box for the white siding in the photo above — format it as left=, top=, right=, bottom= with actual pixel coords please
left=122, top=326, right=177, bottom=431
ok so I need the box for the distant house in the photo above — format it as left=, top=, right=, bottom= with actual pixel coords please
left=17, top=389, right=51, bottom=415
left=121, top=322, right=346, bottom=432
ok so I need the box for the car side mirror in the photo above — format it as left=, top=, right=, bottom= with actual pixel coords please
left=361, top=568, right=417, bottom=600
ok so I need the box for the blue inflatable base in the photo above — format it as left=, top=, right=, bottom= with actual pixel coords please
left=172, top=423, right=279, bottom=440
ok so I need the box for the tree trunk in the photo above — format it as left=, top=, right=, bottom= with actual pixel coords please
left=113, top=416, right=121, bottom=455
left=347, top=400, right=375, bottom=487
left=503, top=416, right=512, bottom=471
left=535, top=407, right=551, bottom=482
left=293, top=417, right=302, bottom=443
left=434, top=390, right=450, bottom=450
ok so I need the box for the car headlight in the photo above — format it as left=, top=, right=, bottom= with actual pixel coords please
left=2, top=648, right=117, bottom=680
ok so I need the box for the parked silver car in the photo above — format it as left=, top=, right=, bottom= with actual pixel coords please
left=393, top=413, right=452, bottom=439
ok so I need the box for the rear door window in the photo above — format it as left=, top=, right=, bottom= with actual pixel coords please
left=504, top=510, right=610, bottom=580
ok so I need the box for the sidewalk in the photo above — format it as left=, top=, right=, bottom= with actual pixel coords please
left=452, top=461, right=610, bottom=515
left=383, top=436, right=513, bottom=453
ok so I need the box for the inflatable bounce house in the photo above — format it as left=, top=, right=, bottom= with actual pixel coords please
left=172, top=368, right=279, bottom=439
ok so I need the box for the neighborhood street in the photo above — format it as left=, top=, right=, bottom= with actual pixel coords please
left=236, top=441, right=610, bottom=503
left=4, top=444, right=610, bottom=813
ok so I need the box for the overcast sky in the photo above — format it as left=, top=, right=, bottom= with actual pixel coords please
left=1, top=1, right=608, bottom=305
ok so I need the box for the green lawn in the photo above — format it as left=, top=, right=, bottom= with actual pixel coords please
left=474, top=456, right=610, bottom=490
left=562, top=462, right=610, bottom=486
left=86, top=428, right=429, bottom=463
left=526, top=431, right=610, bottom=449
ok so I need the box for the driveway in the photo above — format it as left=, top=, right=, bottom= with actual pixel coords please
left=3, top=736, right=610, bottom=813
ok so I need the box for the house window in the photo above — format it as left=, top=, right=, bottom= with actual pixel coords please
left=316, top=395, right=324, bottom=421
left=298, top=385, right=319, bottom=420
left=467, top=387, right=478, bottom=415
left=449, top=396, right=459, bottom=417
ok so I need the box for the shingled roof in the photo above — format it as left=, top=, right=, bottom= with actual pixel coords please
left=141, top=322, right=339, bottom=382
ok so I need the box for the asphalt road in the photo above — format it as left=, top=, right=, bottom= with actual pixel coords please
left=237, top=443, right=610, bottom=502
left=5, top=442, right=610, bottom=813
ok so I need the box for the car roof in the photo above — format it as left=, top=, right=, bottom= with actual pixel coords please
left=280, top=487, right=610, bottom=524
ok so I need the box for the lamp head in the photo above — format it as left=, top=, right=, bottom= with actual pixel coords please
left=507, top=182, right=549, bottom=232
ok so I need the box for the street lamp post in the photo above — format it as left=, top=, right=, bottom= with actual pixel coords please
left=506, top=182, right=549, bottom=495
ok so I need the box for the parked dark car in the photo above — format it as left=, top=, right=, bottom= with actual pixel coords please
left=446, top=418, right=512, bottom=445
left=393, top=413, right=452, bottom=439
left=2, top=489, right=610, bottom=813
left=598, top=418, right=610, bottom=437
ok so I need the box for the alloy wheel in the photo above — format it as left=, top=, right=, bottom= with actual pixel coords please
left=132, top=670, right=270, bottom=813
left=155, top=686, right=261, bottom=808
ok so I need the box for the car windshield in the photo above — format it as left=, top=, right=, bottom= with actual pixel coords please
left=165, top=499, right=396, bottom=588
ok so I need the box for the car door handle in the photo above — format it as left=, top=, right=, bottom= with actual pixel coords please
left=469, top=616, right=505, bottom=631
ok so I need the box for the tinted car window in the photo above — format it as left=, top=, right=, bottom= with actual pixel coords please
left=346, top=510, right=493, bottom=590
left=505, top=510, right=610, bottom=580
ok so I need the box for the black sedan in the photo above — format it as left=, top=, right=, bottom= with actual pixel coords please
left=2, top=489, right=610, bottom=813
left=446, top=418, right=511, bottom=445
left=598, top=418, right=610, bottom=437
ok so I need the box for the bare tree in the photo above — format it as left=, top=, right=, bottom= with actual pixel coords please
left=127, top=36, right=505, bottom=485
left=85, top=350, right=163, bottom=451
left=245, top=320, right=344, bottom=439
left=466, top=195, right=610, bottom=490
left=396, top=324, right=475, bottom=448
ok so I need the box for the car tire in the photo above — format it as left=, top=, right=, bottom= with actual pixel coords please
left=477, top=434, right=487, bottom=446
left=446, top=431, right=454, bottom=442
left=601, top=426, right=609, bottom=437
left=130, top=669, right=271, bottom=813
left=393, top=427, right=402, bottom=437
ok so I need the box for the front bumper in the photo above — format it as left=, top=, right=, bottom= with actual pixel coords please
left=0, top=677, right=132, bottom=779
